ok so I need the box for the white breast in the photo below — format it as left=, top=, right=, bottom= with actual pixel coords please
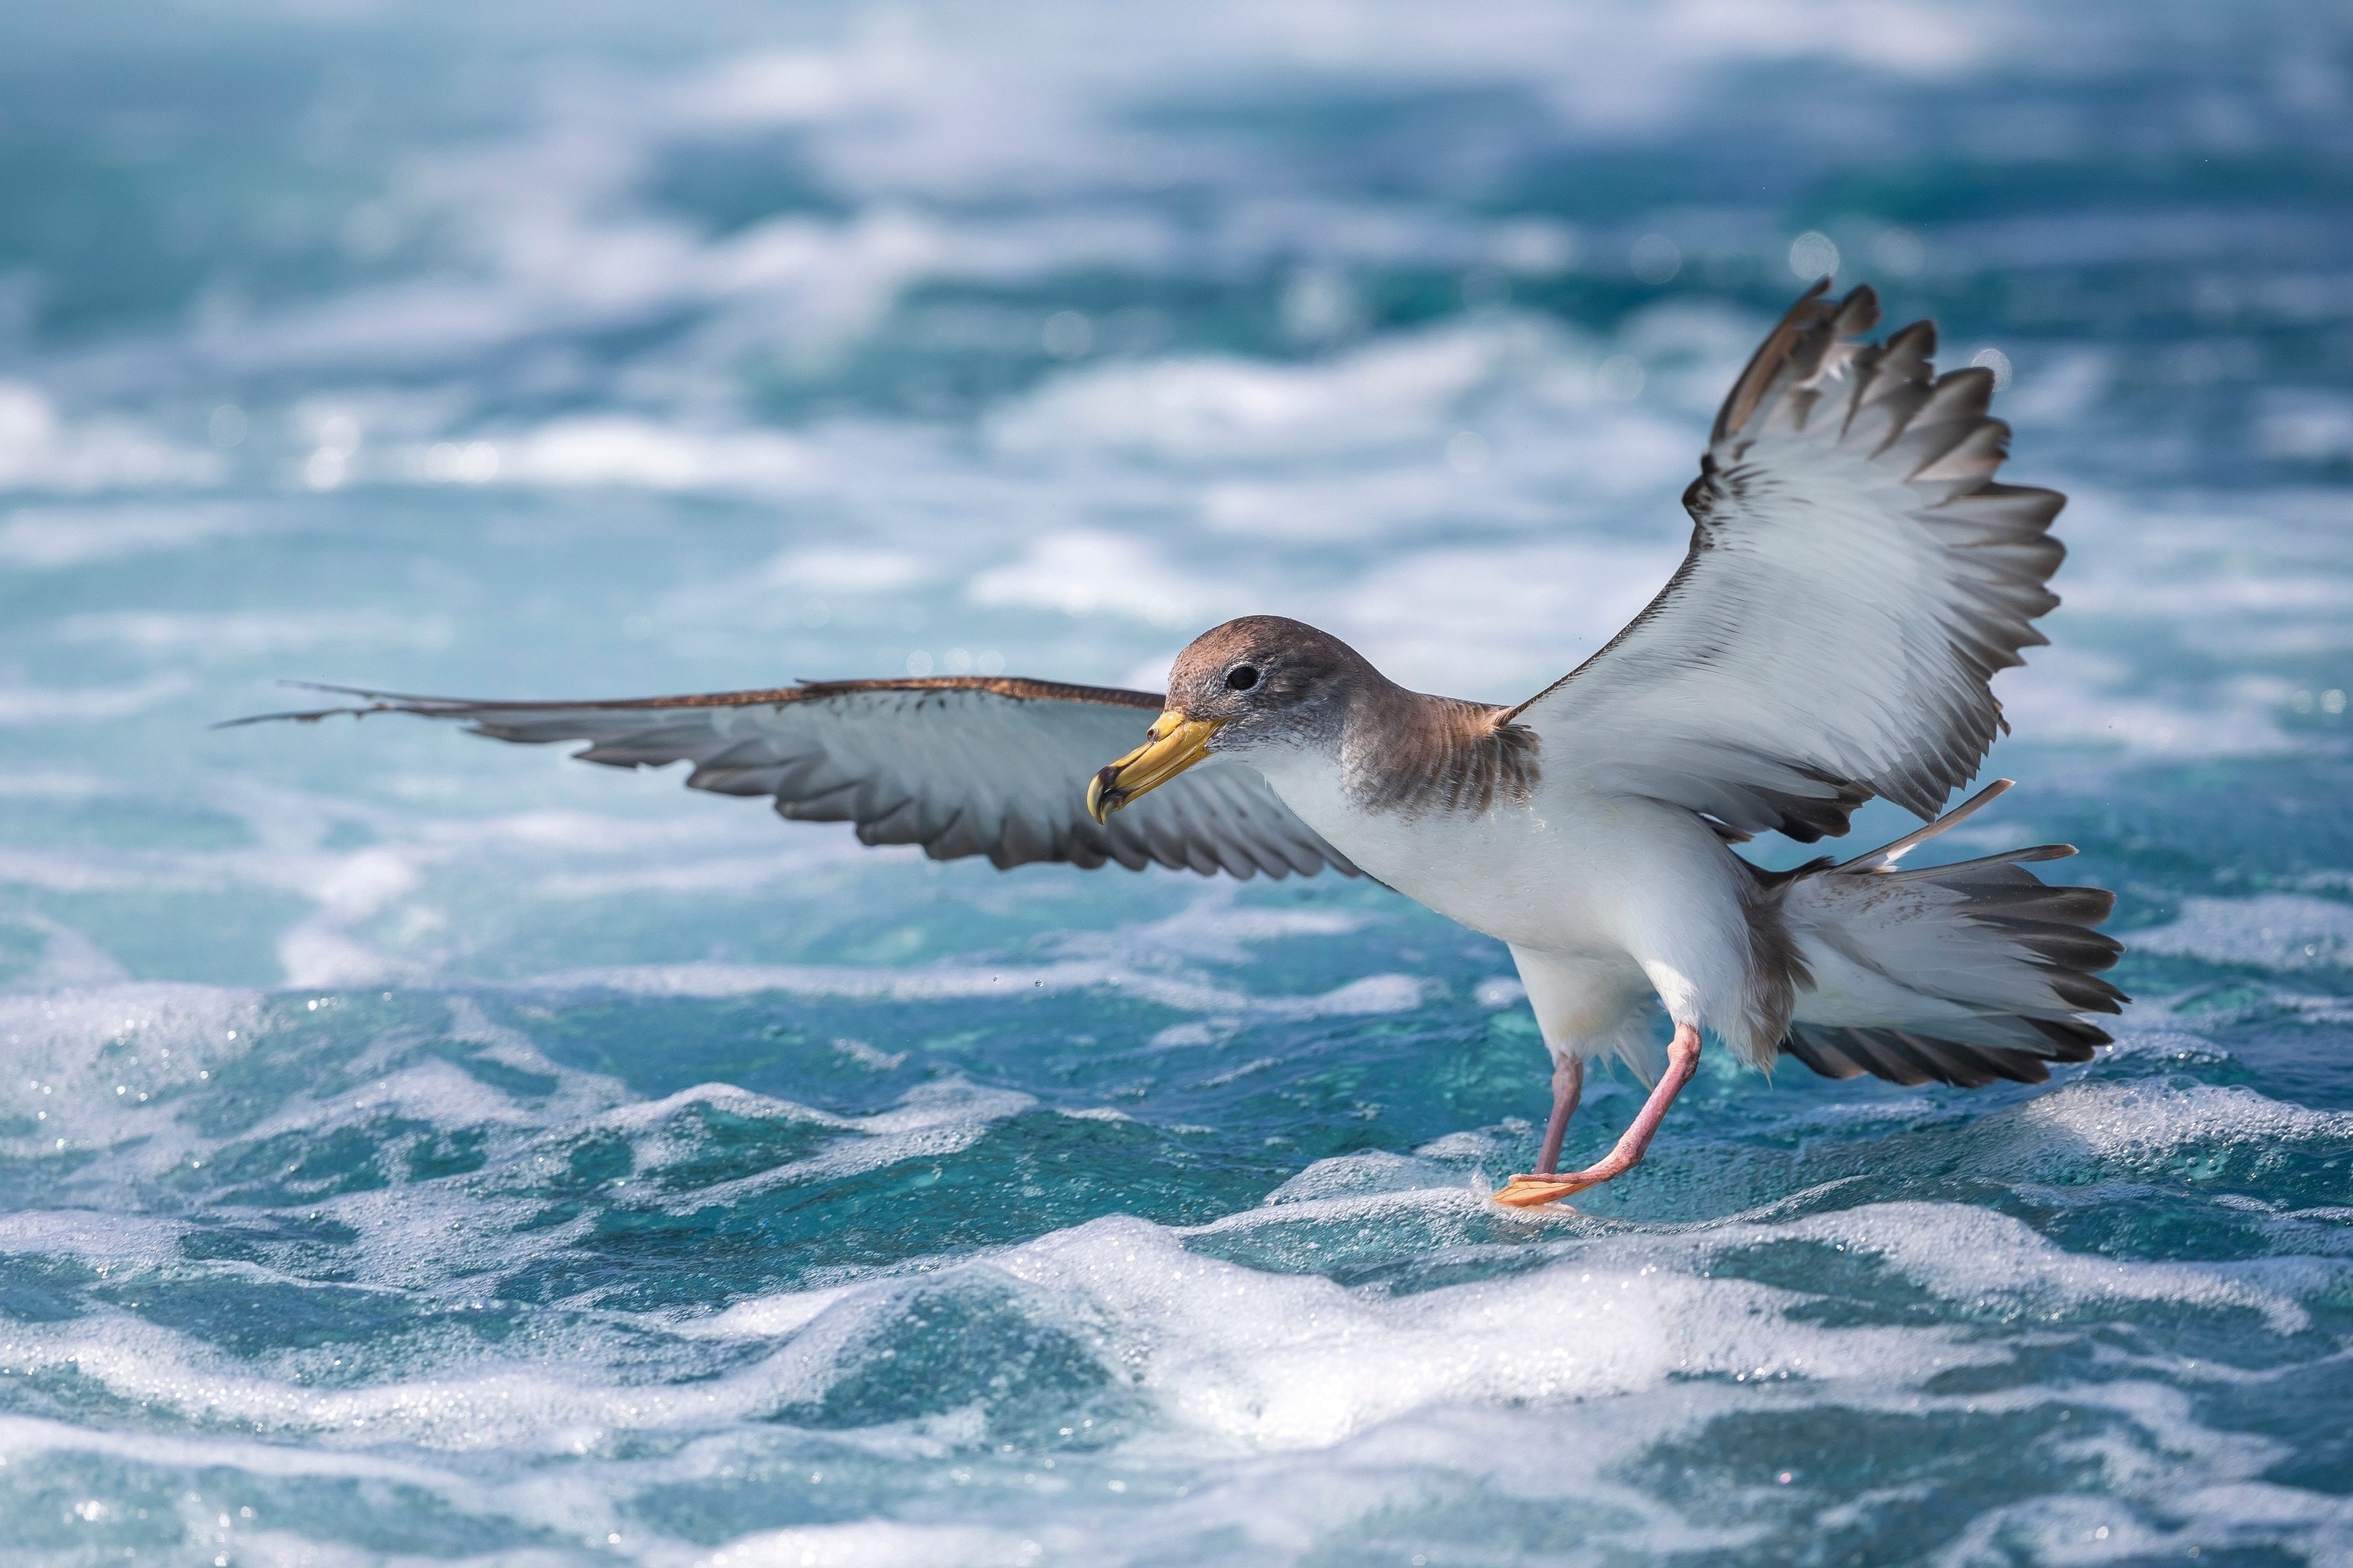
left=1249, top=749, right=1736, bottom=958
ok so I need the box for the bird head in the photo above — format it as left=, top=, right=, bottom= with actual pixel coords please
left=1086, top=616, right=1360, bottom=822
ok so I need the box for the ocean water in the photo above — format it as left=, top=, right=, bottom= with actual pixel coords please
left=2, top=0, right=2351, bottom=1562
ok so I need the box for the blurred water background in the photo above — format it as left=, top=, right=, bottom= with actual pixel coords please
left=2, top=1, right=2351, bottom=1563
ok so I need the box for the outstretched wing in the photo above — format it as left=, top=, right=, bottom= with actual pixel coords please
left=1511, top=282, right=2066, bottom=842
left=229, top=676, right=1356, bottom=879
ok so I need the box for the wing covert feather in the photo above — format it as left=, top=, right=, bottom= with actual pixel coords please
left=1512, top=282, right=2067, bottom=841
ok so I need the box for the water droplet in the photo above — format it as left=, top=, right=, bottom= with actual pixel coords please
left=1629, top=233, right=1681, bottom=285
left=1789, top=230, right=1841, bottom=279
left=1042, top=311, right=1093, bottom=358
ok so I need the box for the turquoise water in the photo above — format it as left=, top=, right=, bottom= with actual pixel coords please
left=3, top=1, right=2351, bottom=1562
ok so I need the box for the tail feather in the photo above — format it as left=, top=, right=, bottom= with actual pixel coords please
left=1781, top=1026, right=2073, bottom=1088
left=1773, top=781, right=2126, bottom=1090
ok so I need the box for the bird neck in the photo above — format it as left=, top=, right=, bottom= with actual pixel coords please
left=1340, top=685, right=1541, bottom=820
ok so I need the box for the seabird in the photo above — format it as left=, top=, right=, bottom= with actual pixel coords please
left=233, top=282, right=2126, bottom=1206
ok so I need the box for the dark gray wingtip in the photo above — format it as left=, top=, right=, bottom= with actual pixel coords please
left=213, top=681, right=474, bottom=729
left=1710, top=278, right=1846, bottom=443
left=213, top=705, right=378, bottom=729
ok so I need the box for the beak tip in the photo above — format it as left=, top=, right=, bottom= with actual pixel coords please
left=1086, top=765, right=1121, bottom=825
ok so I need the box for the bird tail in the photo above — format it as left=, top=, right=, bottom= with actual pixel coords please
left=1767, top=781, right=2126, bottom=1087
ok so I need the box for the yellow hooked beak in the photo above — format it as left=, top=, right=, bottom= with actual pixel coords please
left=1086, top=710, right=1225, bottom=824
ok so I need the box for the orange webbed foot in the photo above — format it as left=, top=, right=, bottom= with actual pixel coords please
left=1490, top=1171, right=1602, bottom=1208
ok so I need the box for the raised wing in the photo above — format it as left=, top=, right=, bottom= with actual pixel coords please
left=1511, top=282, right=2066, bottom=841
left=230, top=676, right=1356, bottom=879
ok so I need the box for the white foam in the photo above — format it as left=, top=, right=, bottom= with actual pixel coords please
left=762, top=544, right=941, bottom=595
left=0, top=673, right=193, bottom=726
left=993, top=1212, right=1975, bottom=1451
left=0, top=1150, right=2332, bottom=1559
left=967, top=529, right=1239, bottom=628
left=0, top=770, right=119, bottom=799
left=0, top=982, right=259, bottom=1083
left=0, top=501, right=263, bottom=568
left=1995, top=479, right=2353, bottom=755
left=0, top=984, right=642, bottom=1217
left=56, top=609, right=451, bottom=656
left=0, top=1410, right=493, bottom=1489
left=988, top=319, right=1563, bottom=464
left=694, top=1522, right=1042, bottom=1568
left=0, top=984, right=263, bottom=1177
left=1261, top=1150, right=1458, bottom=1204
left=1931, top=1403, right=2344, bottom=1568
left=2260, top=391, right=2353, bottom=465
left=1765, top=1202, right=2312, bottom=1334
left=1473, top=976, right=1526, bottom=1008
left=0, top=1193, right=1987, bottom=1460
left=0, top=769, right=896, bottom=994
left=420, top=807, right=814, bottom=857
left=1995, top=648, right=2294, bottom=759
left=1334, top=537, right=1682, bottom=701
left=527, top=957, right=1427, bottom=1020
left=37, top=0, right=2015, bottom=422
left=467, top=416, right=814, bottom=494
left=0, top=912, right=133, bottom=988
left=0, top=1211, right=192, bottom=1261
left=1053, top=885, right=1368, bottom=967
left=534, top=849, right=875, bottom=899
left=1186, top=395, right=1689, bottom=543
left=0, top=383, right=221, bottom=494
left=678, top=1284, right=864, bottom=1341
left=2134, top=894, right=2353, bottom=970
left=275, top=921, right=425, bottom=990
left=602, top=1076, right=1035, bottom=1205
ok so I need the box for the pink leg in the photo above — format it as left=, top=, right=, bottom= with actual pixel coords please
left=1494, top=1022, right=1700, bottom=1206
left=1533, top=1054, right=1584, bottom=1175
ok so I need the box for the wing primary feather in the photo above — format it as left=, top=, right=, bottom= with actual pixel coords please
left=1712, top=278, right=1837, bottom=443
left=227, top=676, right=1354, bottom=882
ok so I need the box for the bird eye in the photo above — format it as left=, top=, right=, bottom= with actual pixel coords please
left=1226, top=664, right=1260, bottom=692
